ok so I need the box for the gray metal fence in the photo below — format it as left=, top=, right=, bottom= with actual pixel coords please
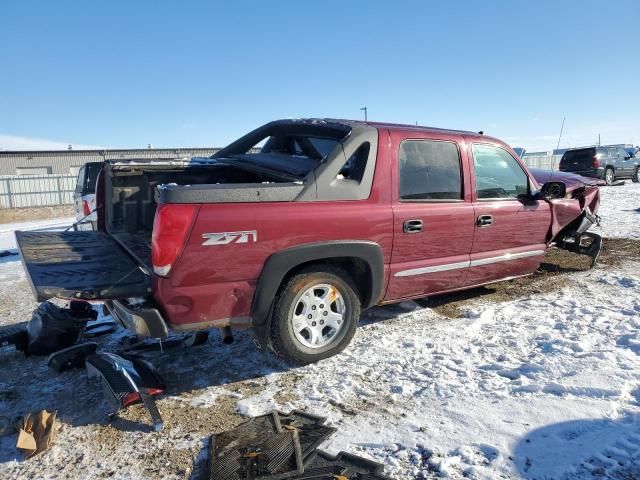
left=0, top=174, right=76, bottom=208
left=521, top=154, right=561, bottom=170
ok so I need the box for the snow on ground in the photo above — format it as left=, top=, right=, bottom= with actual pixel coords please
left=596, top=181, right=640, bottom=240
left=0, top=183, right=639, bottom=479
left=0, top=216, right=76, bottom=251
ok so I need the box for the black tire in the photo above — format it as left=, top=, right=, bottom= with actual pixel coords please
left=605, top=167, right=615, bottom=185
left=632, top=167, right=640, bottom=183
left=270, top=266, right=360, bottom=365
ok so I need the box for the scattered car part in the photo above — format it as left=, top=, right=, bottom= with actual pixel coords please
left=300, top=450, right=392, bottom=479
left=560, top=232, right=603, bottom=268
left=68, top=300, right=98, bottom=320
left=0, top=322, right=28, bottom=352
left=207, top=410, right=337, bottom=479
left=119, top=330, right=209, bottom=354
left=26, top=302, right=84, bottom=355
left=85, top=353, right=165, bottom=432
left=16, top=410, right=57, bottom=458
left=82, top=321, right=118, bottom=338
left=47, top=343, right=98, bottom=372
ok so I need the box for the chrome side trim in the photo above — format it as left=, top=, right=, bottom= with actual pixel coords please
left=394, top=249, right=545, bottom=277
left=394, top=260, right=470, bottom=277
left=469, top=249, right=545, bottom=267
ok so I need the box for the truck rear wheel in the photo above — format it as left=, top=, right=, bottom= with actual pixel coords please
left=270, top=266, right=360, bottom=365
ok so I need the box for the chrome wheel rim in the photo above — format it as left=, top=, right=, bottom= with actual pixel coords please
left=606, top=169, right=613, bottom=184
left=290, top=283, right=346, bottom=349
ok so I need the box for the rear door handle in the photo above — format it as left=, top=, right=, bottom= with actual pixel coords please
left=403, top=219, right=423, bottom=233
left=477, top=215, right=493, bottom=227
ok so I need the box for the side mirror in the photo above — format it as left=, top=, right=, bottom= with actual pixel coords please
left=540, top=181, right=566, bottom=199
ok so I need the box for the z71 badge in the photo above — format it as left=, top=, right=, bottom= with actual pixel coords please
left=202, top=230, right=257, bottom=246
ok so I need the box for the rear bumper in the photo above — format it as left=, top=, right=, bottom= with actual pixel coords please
left=559, top=167, right=604, bottom=179
left=105, top=299, right=169, bottom=338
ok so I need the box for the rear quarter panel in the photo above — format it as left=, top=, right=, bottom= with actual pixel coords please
left=154, top=132, right=393, bottom=327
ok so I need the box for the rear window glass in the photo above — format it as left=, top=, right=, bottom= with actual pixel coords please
left=399, top=140, right=462, bottom=200
left=214, top=122, right=351, bottom=178
left=75, top=167, right=86, bottom=194
left=561, top=148, right=596, bottom=165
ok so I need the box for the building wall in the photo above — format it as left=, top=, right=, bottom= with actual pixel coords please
left=0, top=148, right=219, bottom=176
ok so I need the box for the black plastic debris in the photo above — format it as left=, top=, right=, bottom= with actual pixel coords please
left=206, top=410, right=391, bottom=480
left=301, top=450, right=392, bottom=479
left=47, top=342, right=98, bottom=372
left=0, top=322, right=28, bottom=352
left=83, top=321, right=118, bottom=338
left=85, top=352, right=165, bottom=431
left=26, top=302, right=85, bottom=355
left=0, top=250, right=19, bottom=257
left=68, top=300, right=98, bottom=321
left=120, top=330, right=209, bottom=354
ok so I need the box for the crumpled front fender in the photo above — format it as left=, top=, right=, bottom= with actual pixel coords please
left=548, top=185, right=600, bottom=242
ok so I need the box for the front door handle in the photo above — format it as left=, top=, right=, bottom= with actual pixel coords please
left=403, top=219, right=423, bottom=233
left=477, top=215, right=493, bottom=227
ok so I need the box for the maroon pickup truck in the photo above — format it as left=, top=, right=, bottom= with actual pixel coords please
left=16, top=119, right=602, bottom=364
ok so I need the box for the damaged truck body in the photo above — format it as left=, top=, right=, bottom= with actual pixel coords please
left=16, top=119, right=603, bottom=364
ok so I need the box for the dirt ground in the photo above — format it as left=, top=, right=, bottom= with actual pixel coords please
left=427, top=238, right=640, bottom=318
left=0, top=205, right=74, bottom=224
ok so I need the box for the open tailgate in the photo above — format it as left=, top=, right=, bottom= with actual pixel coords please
left=15, top=231, right=151, bottom=301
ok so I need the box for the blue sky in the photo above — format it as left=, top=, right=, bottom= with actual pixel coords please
left=1, top=0, right=638, bottom=151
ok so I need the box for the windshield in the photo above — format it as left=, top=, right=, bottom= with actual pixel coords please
left=213, top=121, right=351, bottom=178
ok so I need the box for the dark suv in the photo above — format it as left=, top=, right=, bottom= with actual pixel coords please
left=559, top=146, right=639, bottom=185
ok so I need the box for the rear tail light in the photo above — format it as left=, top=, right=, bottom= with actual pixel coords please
left=592, top=156, right=600, bottom=169
left=152, top=204, right=199, bottom=277
left=82, top=199, right=91, bottom=216
left=122, top=387, right=164, bottom=407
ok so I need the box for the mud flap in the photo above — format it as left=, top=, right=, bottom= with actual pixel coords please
left=559, top=232, right=603, bottom=268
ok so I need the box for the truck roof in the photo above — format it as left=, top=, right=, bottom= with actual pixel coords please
left=298, top=118, right=498, bottom=143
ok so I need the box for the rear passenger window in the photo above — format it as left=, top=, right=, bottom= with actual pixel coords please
left=399, top=140, right=462, bottom=200
left=337, top=142, right=370, bottom=183
left=472, top=144, right=529, bottom=199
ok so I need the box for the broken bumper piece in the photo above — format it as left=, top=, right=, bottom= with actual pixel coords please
left=104, top=299, right=168, bottom=338
left=48, top=342, right=98, bottom=372
left=560, top=232, right=603, bottom=267
left=85, top=353, right=165, bottom=432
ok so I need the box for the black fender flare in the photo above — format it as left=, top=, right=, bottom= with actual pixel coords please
left=250, top=241, right=385, bottom=347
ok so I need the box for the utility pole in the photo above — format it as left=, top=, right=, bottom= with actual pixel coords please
left=555, top=117, right=566, bottom=153
left=360, top=106, right=368, bottom=122
left=598, top=133, right=601, bottom=146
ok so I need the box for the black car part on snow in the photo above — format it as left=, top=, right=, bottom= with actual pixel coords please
left=206, top=410, right=391, bottom=479
left=47, top=342, right=98, bottom=372
left=85, top=352, right=165, bottom=432
left=0, top=322, right=28, bottom=351
left=26, top=302, right=85, bottom=355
